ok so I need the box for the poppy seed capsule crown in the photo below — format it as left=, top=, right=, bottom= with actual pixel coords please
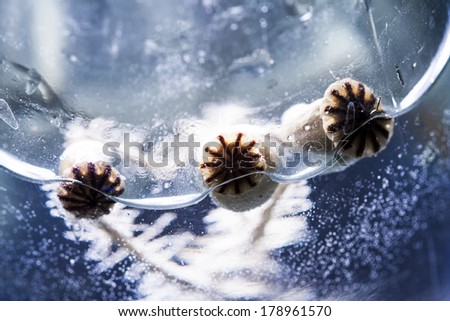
left=57, top=161, right=125, bottom=219
left=57, top=138, right=125, bottom=219
left=320, top=78, right=394, bottom=159
left=199, top=132, right=279, bottom=212
left=279, top=78, right=394, bottom=163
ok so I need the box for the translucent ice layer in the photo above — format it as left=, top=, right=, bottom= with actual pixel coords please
left=0, top=0, right=449, bottom=210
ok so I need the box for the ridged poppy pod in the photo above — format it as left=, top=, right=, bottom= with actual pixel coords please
left=199, top=131, right=279, bottom=212
left=321, top=78, right=394, bottom=160
left=57, top=138, right=125, bottom=219
left=279, top=78, right=395, bottom=171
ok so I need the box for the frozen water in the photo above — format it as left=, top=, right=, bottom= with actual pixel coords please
left=0, top=0, right=448, bottom=195
left=0, top=0, right=449, bottom=300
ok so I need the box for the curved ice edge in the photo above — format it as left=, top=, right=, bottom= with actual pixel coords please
left=0, top=149, right=206, bottom=210
left=0, top=149, right=58, bottom=182
left=0, top=148, right=331, bottom=210
left=398, top=9, right=450, bottom=115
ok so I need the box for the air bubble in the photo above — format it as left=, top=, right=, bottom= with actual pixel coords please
left=382, top=177, right=389, bottom=189
left=259, top=18, right=268, bottom=28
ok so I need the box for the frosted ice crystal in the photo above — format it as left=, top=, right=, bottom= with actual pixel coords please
left=41, top=180, right=313, bottom=300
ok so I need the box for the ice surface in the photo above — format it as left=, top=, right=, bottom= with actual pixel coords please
left=0, top=0, right=448, bottom=200
left=0, top=0, right=449, bottom=300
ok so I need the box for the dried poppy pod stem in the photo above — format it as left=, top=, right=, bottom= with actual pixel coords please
left=279, top=78, right=395, bottom=170
left=200, top=131, right=279, bottom=212
left=57, top=138, right=125, bottom=219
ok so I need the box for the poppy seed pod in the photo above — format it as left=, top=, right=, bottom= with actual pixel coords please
left=57, top=161, right=125, bottom=219
left=279, top=78, right=395, bottom=170
left=200, top=132, right=279, bottom=212
left=57, top=138, right=125, bottom=219
left=320, top=78, right=394, bottom=159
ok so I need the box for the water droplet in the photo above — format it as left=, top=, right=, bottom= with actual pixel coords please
left=261, top=5, right=269, bottom=13
left=69, top=54, right=78, bottom=62
left=412, top=62, right=417, bottom=69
